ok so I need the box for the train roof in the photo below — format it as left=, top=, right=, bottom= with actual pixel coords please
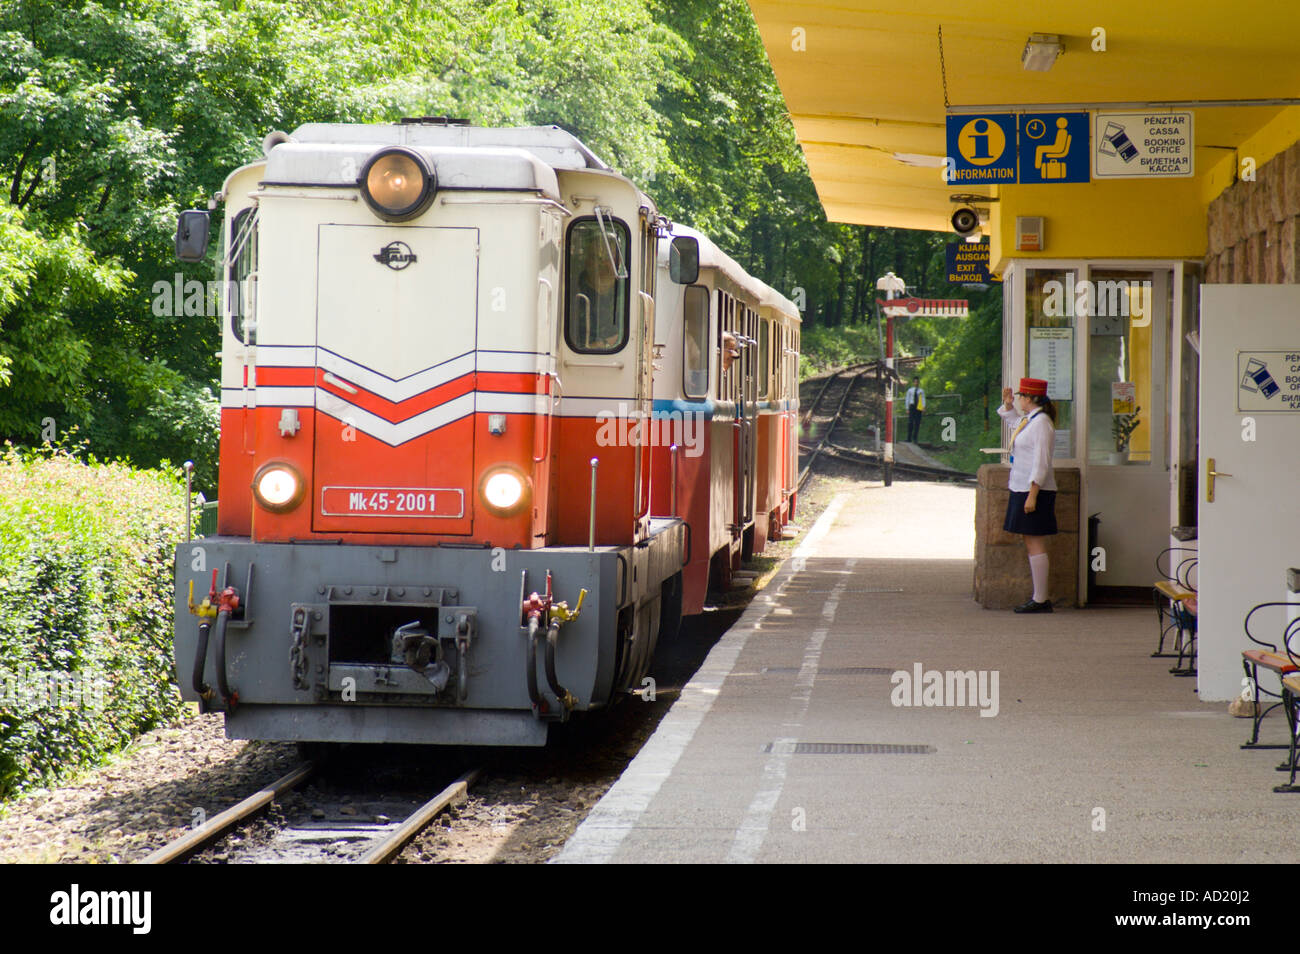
left=759, top=285, right=801, bottom=322
left=666, top=223, right=800, bottom=321
left=264, top=142, right=561, bottom=200
left=287, top=123, right=611, bottom=171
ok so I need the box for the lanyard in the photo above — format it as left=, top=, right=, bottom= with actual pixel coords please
left=1009, top=410, right=1041, bottom=463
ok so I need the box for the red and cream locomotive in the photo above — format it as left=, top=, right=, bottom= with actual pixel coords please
left=172, top=121, right=799, bottom=746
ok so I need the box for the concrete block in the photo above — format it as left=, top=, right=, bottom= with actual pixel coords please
left=1055, top=489, right=1079, bottom=532
left=1054, top=467, right=1080, bottom=493
left=978, top=464, right=1009, bottom=490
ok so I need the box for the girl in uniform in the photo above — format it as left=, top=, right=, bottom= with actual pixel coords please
left=997, top=377, right=1058, bottom=613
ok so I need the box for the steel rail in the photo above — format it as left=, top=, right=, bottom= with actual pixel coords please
left=795, top=353, right=926, bottom=492
left=139, top=761, right=317, bottom=864
left=823, top=440, right=976, bottom=483
left=359, top=767, right=481, bottom=864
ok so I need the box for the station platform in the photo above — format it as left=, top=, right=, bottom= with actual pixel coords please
left=555, top=480, right=1300, bottom=864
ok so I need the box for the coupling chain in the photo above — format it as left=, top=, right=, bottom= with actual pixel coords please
left=289, top=606, right=310, bottom=691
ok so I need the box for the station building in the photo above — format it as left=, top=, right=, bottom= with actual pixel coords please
left=746, top=3, right=1300, bottom=700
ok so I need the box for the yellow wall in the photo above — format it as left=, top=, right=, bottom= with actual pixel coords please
left=1203, top=105, right=1300, bottom=205
left=989, top=107, right=1300, bottom=273
left=989, top=177, right=1208, bottom=272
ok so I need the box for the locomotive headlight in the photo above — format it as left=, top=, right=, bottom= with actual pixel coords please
left=252, top=462, right=305, bottom=513
left=479, top=466, right=531, bottom=517
left=358, top=148, right=436, bottom=221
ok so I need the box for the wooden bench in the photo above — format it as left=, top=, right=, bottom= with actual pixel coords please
left=1152, top=547, right=1198, bottom=676
left=1241, top=601, right=1300, bottom=757
left=1272, top=662, right=1300, bottom=793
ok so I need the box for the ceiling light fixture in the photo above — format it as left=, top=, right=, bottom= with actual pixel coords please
left=1022, top=33, right=1063, bottom=72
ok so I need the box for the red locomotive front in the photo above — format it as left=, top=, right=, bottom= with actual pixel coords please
left=173, top=123, right=689, bottom=746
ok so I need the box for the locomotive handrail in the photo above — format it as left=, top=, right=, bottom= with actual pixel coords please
left=251, top=190, right=357, bottom=203
left=532, top=370, right=560, bottom=464
left=588, top=457, right=599, bottom=551
left=636, top=439, right=652, bottom=522
left=438, top=195, right=571, bottom=216
left=565, top=358, right=626, bottom=369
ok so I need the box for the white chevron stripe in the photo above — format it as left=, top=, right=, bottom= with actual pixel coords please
left=316, top=350, right=476, bottom=403
left=220, top=385, right=648, bottom=442
left=249, top=347, right=551, bottom=403
left=316, top=390, right=477, bottom=446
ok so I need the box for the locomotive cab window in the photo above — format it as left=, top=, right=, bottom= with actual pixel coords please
left=565, top=216, right=630, bottom=353
left=228, top=207, right=258, bottom=344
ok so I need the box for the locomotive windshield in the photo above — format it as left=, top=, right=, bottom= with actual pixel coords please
left=565, top=216, right=629, bottom=353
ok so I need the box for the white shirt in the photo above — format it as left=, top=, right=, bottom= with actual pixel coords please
left=906, top=386, right=924, bottom=410
left=997, top=403, right=1057, bottom=492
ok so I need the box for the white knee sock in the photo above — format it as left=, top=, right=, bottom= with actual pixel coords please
left=1029, top=553, right=1049, bottom=603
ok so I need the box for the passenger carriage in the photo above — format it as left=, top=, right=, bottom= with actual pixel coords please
left=649, top=225, right=800, bottom=615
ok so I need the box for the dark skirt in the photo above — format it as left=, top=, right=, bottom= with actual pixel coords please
left=1004, top=490, right=1058, bottom=535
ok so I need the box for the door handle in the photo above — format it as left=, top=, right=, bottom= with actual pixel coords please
left=1206, top=457, right=1233, bottom=503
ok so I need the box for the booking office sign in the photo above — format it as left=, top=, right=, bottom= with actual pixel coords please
left=1238, top=352, right=1300, bottom=412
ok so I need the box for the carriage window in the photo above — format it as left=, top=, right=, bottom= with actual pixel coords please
left=565, top=217, right=630, bottom=353
left=228, top=207, right=258, bottom=344
left=758, top=320, right=770, bottom=399
left=683, top=285, right=709, bottom=399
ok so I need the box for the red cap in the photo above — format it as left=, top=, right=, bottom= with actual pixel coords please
left=1017, top=377, right=1048, bottom=397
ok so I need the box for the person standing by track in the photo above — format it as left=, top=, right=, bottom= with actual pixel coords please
left=997, top=378, right=1057, bottom=613
left=905, top=376, right=925, bottom=443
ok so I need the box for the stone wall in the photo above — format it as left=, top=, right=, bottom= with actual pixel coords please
left=1205, top=141, right=1300, bottom=283
left=974, top=464, right=1081, bottom=609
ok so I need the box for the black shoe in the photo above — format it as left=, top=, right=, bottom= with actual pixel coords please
left=1014, top=599, right=1053, bottom=613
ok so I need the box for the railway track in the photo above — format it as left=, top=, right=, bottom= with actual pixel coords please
left=813, top=439, right=976, bottom=483
left=140, top=762, right=480, bottom=864
left=797, top=355, right=926, bottom=490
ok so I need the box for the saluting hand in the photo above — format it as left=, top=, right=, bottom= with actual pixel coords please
left=1002, top=386, right=1014, bottom=409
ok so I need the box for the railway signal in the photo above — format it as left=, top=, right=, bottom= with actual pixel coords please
left=874, top=284, right=970, bottom=486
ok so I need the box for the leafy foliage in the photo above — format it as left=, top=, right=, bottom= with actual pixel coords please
left=0, top=445, right=189, bottom=798
left=0, top=0, right=1000, bottom=488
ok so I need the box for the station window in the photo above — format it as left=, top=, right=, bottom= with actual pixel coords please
left=1086, top=269, right=1160, bottom=465
left=565, top=216, right=629, bottom=353
left=683, top=285, right=709, bottom=399
left=1023, top=269, right=1076, bottom=458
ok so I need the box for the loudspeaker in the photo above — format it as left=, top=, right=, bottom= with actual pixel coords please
left=951, top=207, right=980, bottom=236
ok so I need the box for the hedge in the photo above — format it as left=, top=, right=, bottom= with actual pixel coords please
left=0, top=445, right=189, bottom=799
